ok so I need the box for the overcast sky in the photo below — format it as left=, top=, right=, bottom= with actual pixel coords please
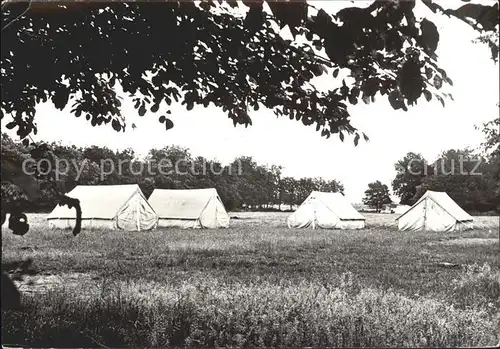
left=1, top=1, right=499, bottom=203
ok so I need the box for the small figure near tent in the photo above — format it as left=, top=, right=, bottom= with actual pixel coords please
left=287, top=191, right=366, bottom=229
left=396, top=190, right=473, bottom=232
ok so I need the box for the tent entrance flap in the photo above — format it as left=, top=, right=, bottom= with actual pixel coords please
left=136, top=196, right=141, bottom=232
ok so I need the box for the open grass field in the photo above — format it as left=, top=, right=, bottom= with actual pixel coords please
left=2, top=212, right=500, bottom=348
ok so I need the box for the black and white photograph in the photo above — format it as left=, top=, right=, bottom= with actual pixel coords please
left=1, top=0, right=499, bottom=347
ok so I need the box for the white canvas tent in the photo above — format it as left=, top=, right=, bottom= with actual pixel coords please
left=148, top=188, right=230, bottom=229
left=394, top=205, right=411, bottom=215
left=396, top=190, right=473, bottom=232
left=287, top=191, right=366, bottom=229
left=47, top=184, right=158, bottom=231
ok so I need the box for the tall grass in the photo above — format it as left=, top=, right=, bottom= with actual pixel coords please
left=451, top=263, right=500, bottom=312
left=2, top=271, right=499, bottom=348
left=2, top=213, right=499, bottom=347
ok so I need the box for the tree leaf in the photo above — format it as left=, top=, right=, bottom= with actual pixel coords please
left=111, top=119, right=121, bottom=131
left=150, top=103, right=160, bottom=113
left=420, top=18, right=439, bottom=54
left=51, top=88, right=70, bottom=111
left=340, top=81, right=349, bottom=97
left=388, top=90, right=405, bottom=110
left=433, top=75, right=443, bottom=89
left=199, top=1, right=213, bottom=11
left=425, top=67, right=433, bottom=80
left=302, top=115, right=314, bottom=126
left=423, top=89, right=432, bottom=102
left=435, top=94, right=445, bottom=107
left=354, top=133, right=360, bottom=146
left=165, top=118, right=174, bottom=130
left=138, top=104, right=146, bottom=116
left=332, top=68, right=339, bottom=78
left=339, top=132, right=344, bottom=142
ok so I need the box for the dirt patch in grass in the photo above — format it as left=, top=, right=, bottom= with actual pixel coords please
left=13, top=272, right=100, bottom=296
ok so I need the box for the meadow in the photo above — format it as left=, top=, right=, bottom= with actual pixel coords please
left=2, top=212, right=499, bottom=348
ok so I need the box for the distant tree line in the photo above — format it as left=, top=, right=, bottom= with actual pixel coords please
left=361, top=114, right=500, bottom=215
left=1, top=133, right=344, bottom=212
left=391, top=148, right=500, bottom=214
left=388, top=113, right=500, bottom=214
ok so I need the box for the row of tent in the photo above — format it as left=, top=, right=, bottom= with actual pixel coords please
left=288, top=190, right=474, bottom=232
left=48, top=185, right=230, bottom=230
left=46, top=185, right=474, bottom=232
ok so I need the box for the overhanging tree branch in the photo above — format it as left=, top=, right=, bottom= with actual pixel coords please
left=2, top=0, right=31, bottom=31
